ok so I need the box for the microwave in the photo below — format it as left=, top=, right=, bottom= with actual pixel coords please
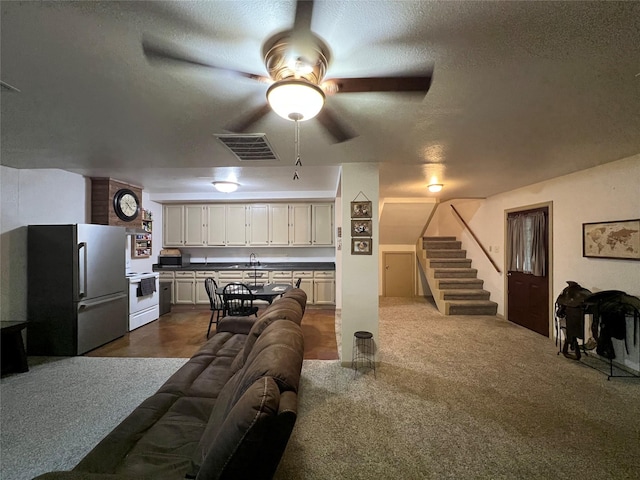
left=158, top=253, right=191, bottom=267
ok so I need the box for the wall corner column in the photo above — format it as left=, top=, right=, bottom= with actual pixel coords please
left=340, top=163, right=379, bottom=366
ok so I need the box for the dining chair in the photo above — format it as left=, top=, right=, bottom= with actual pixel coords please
left=295, top=277, right=302, bottom=288
left=222, top=282, right=259, bottom=318
left=204, top=277, right=225, bottom=339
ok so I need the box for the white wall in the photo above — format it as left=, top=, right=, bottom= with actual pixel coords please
left=0, top=167, right=89, bottom=321
left=340, top=163, right=379, bottom=365
left=428, top=155, right=640, bottom=367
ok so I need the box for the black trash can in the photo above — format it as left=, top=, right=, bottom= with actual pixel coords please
left=159, top=281, right=172, bottom=316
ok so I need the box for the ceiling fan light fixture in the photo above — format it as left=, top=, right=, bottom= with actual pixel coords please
left=212, top=181, right=239, bottom=193
left=267, top=79, right=325, bottom=121
left=428, top=183, right=443, bottom=193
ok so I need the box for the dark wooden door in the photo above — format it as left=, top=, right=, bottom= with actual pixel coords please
left=507, top=207, right=550, bottom=337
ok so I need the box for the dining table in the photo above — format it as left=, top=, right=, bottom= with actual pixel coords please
left=216, top=283, right=292, bottom=304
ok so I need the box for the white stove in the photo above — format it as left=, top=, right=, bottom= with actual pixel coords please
left=126, top=272, right=160, bottom=331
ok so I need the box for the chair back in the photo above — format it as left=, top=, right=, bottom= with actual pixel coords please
left=204, top=277, right=223, bottom=310
left=223, top=282, right=257, bottom=317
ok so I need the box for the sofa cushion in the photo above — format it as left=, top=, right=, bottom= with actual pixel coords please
left=233, top=299, right=302, bottom=369
left=74, top=393, right=181, bottom=474
left=281, top=288, right=307, bottom=314
left=115, top=396, right=217, bottom=479
left=190, top=321, right=304, bottom=477
left=195, top=376, right=297, bottom=480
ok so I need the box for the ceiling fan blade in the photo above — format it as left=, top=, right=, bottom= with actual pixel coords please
left=316, top=108, right=358, bottom=144
left=323, top=75, right=433, bottom=94
left=225, top=104, right=272, bottom=133
left=142, top=37, right=271, bottom=83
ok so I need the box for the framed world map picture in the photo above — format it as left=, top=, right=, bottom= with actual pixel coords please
left=583, top=219, right=640, bottom=260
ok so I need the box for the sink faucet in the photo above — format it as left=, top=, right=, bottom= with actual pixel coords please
left=249, top=253, right=260, bottom=266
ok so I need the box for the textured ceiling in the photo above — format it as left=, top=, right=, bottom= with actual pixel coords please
left=1, top=1, right=639, bottom=200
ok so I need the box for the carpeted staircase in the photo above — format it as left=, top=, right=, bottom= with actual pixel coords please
left=419, top=236, right=498, bottom=315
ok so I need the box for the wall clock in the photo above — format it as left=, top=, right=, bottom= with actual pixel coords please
left=113, top=188, right=140, bottom=222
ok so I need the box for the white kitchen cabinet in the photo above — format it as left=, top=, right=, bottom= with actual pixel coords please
left=174, top=271, right=196, bottom=304
left=247, top=204, right=269, bottom=246
left=218, top=270, right=244, bottom=289
left=312, top=204, right=334, bottom=246
left=184, top=205, right=207, bottom=246
left=269, top=204, right=290, bottom=246
left=293, top=270, right=314, bottom=303
left=206, top=205, right=226, bottom=246
left=313, top=270, right=336, bottom=305
left=243, top=269, right=268, bottom=286
left=289, top=204, right=312, bottom=246
left=195, top=271, right=213, bottom=305
left=226, top=205, right=248, bottom=246
left=270, top=270, right=293, bottom=284
left=163, top=205, right=185, bottom=247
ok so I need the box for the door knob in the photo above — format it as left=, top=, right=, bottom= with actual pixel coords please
left=385, top=265, right=389, bottom=270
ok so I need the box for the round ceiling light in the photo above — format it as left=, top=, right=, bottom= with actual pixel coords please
left=212, top=181, right=239, bottom=193
left=428, top=183, right=443, bottom=193
left=266, top=79, right=325, bottom=121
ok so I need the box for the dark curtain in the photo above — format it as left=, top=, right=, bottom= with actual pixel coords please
left=507, top=210, right=546, bottom=276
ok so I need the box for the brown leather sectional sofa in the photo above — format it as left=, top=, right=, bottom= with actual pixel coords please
left=34, top=288, right=307, bottom=480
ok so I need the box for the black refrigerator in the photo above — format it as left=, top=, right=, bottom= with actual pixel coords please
left=27, top=224, right=128, bottom=355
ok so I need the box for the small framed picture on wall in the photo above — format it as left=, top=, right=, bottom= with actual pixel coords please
left=351, top=219, right=372, bottom=237
left=351, top=238, right=372, bottom=255
left=351, top=201, right=372, bottom=219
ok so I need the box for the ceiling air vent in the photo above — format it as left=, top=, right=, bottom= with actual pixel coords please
left=215, top=134, right=278, bottom=162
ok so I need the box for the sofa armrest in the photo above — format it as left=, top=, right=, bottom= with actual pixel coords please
left=216, top=316, right=256, bottom=335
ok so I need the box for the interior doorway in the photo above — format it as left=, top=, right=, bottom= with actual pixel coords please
left=506, top=205, right=551, bottom=336
left=383, top=252, right=414, bottom=297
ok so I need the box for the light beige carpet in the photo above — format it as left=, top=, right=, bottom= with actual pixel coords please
left=276, top=297, right=640, bottom=479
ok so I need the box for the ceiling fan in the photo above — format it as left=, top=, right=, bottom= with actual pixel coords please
left=142, top=0, right=433, bottom=143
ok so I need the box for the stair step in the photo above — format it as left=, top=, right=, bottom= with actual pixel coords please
left=447, top=300, right=498, bottom=316
left=441, top=289, right=491, bottom=300
left=424, top=240, right=462, bottom=250
left=425, top=249, right=467, bottom=259
left=429, top=258, right=472, bottom=268
left=433, top=268, right=478, bottom=278
left=436, top=278, right=484, bottom=289
left=423, top=236, right=457, bottom=241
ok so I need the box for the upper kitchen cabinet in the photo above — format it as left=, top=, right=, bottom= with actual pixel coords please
left=162, top=202, right=334, bottom=248
left=312, top=204, right=334, bottom=246
left=269, top=204, right=290, bottom=246
left=247, top=204, right=269, bottom=246
left=205, top=205, right=226, bottom=246
left=289, top=204, right=312, bottom=246
left=225, top=204, right=248, bottom=246
left=163, top=205, right=185, bottom=247
left=184, top=205, right=207, bottom=246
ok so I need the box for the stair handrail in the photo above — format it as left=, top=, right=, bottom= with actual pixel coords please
left=450, top=204, right=501, bottom=274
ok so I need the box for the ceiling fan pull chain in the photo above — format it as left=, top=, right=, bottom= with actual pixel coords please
left=293, top=119, right=301, bottom=180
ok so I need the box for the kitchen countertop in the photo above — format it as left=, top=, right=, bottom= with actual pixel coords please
left=152, top=262, right=335, bottom=272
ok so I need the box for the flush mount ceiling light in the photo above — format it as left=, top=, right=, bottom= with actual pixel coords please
left=428, top=183, right=444, bottom=193
left=266, top=79, right=325, bottom=121
left=212, top=181, right=239, bottom=193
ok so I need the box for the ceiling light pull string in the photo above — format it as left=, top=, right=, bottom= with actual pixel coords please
left=293, top=116, right=302, bottom=180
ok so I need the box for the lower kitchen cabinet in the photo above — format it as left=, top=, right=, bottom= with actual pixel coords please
left=293, top=271, right=314, bottom=303
left=313, top=271, right=336, bottom=305
left=174, top=271, right=195, bottom=304
left=157, top=269, right=335, bottom=306
left=195, top=271, right=213, bottom=305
